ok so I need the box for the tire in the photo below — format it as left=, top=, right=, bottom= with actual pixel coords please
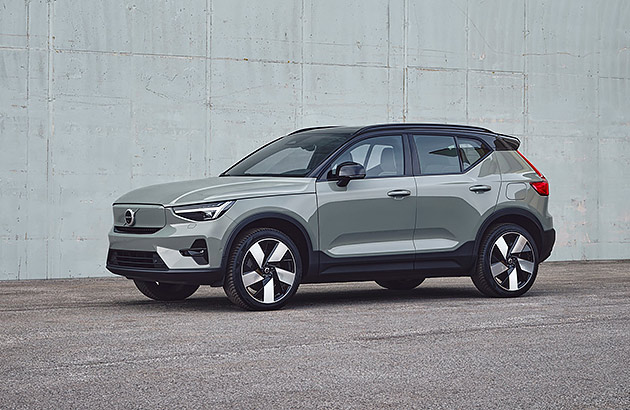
left=223, top=228, right=302, bottom=310
left=376, top=278, right=424, bottom=290
left=471, top=223, right=539, bottom=297
left=133, top=280, right=199, bottom=301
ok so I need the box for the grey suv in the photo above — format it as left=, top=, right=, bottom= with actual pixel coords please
left=107, top=124, right=555, bottom=310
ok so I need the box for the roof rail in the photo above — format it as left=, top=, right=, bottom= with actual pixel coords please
left=353, top=123, right=493, bottom=135
left=286, top=125, right=340, bottom=135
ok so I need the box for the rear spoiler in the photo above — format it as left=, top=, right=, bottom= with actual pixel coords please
left=495, top=134, right=521, bottom=151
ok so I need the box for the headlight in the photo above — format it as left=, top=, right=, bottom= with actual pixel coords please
left=172, top=201, right=234, bottom=221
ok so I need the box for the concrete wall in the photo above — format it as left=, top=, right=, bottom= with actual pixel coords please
left=1, top=0, right=629, bottom=280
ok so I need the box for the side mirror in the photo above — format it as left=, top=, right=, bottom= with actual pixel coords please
left=334, top=162, right=366, bottom=187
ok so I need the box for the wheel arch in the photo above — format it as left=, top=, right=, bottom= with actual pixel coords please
left=220, top=212, right=316, bottom=281
left=475, top=208, right=544, bottom=258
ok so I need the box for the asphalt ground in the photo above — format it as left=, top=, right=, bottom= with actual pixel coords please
left=0, top=261, right=629, bottom=409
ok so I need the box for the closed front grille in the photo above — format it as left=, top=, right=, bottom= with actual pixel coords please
left=108, top=249, right=168, bottom=270
left=112, top=204, right=166, bottom=231
left=114, top=226, right=162, bottom=234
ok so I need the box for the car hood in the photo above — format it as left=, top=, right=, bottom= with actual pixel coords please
left=114, top=177, right=316, bottom=206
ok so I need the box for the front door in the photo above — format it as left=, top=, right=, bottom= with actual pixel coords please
left=316, top=134, right=417, bottom=277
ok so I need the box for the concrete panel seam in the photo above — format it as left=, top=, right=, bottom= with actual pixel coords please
left=402, top=0, right=408, bottom=121
left=204, top=0, right=212, bottom=178
left=45, top=0, right=54, bottom=280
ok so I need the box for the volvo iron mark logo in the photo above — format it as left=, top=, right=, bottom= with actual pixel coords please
left=124, top=209, right=136, bottom=226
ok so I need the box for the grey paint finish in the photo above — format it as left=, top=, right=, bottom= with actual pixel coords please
left=115, top=177, right=316, bottom=206
left=109, top=191, right=319, bottom=271
left=495, top=151, right=553, bottom=231
left=222, top=193, right=320, bottom=256
left=506, top=183, right=528, bottom=201
left=317, top=177, right=417, bottom=257
left=1, top=0, right=629, bottom=280
left=414, top=153, right=502, bottom=252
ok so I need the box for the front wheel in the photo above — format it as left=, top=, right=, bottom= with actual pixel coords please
left=471, top=223, right=539, bottom=297
left=133, top=280, right=199, bottom=301
left=376, top=278, right=425, bottom=290
left=223, top=228, right=302, bottom=310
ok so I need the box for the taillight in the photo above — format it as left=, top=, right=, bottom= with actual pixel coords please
left=530, top=178, right=549, bottom=196
left=517, top=150, right=549, bottom=196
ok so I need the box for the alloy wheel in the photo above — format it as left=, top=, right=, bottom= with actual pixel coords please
left=490, top=232, right=536, bottom=291
left=241, top=238, right=297, bottom=304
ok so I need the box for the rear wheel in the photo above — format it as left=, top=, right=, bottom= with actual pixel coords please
left=223, top=228, right=302, bottom=310
left=376, top=278, right=424, bottom=290
left=471, top=223, right=539, bottom=297
left=133, top=280, right=199, bottom=301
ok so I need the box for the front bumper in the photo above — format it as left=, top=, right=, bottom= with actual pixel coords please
left=107, top=205, right=235, bottom=285
left=540, top=228, right=556, bottom=262
left=106, top=247, right=225, bottom=285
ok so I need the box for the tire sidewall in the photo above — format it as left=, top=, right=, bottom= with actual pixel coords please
left=229, top=229, right=302, bottom=310
left=481, top=224, right=539, bottom=297
left=133, top=280, right=199, bottom=301
left=376, top=278, right=425, bottom=290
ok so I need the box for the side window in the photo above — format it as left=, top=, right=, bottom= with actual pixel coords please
left=330, top=135, right=404, bottom=178
left=414, top=135, right=461, bottom=175
left=458, top=137, right=491, bottom=170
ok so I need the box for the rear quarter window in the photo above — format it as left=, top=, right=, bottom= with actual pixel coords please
left=458, top=137, right=491, bottom=171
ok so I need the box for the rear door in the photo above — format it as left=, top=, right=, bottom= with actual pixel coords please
left=411, top=133, right=501, bottom=258
left=316, top=134, right=417, bottom=276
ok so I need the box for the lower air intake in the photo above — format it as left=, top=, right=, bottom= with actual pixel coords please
left=107, top=249, right=168, bottom=270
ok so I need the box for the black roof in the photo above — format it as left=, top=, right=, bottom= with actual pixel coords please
left=286, top=125, right=362, bottom=136
left=288, top=123, right=519, bottom=150
left=354, top=123, right=493, bottom=134
left=289, top=123, right=492, bottom=136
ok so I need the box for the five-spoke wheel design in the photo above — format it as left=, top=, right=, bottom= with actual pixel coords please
left=490, top=232, right=535, bottom=291
left=241, top=238, right=297, bottom=304
left=471, top=223, right=539, bottom=297
left=224, top=228, right=302, bottom=310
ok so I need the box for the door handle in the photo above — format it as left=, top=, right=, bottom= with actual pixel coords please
left=469, top=185, right=492, bottom=193
left=387, top=189, right=411, bottom=199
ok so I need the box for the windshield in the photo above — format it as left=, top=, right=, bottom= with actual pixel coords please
left=222, top=131, right=351, bottom=177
